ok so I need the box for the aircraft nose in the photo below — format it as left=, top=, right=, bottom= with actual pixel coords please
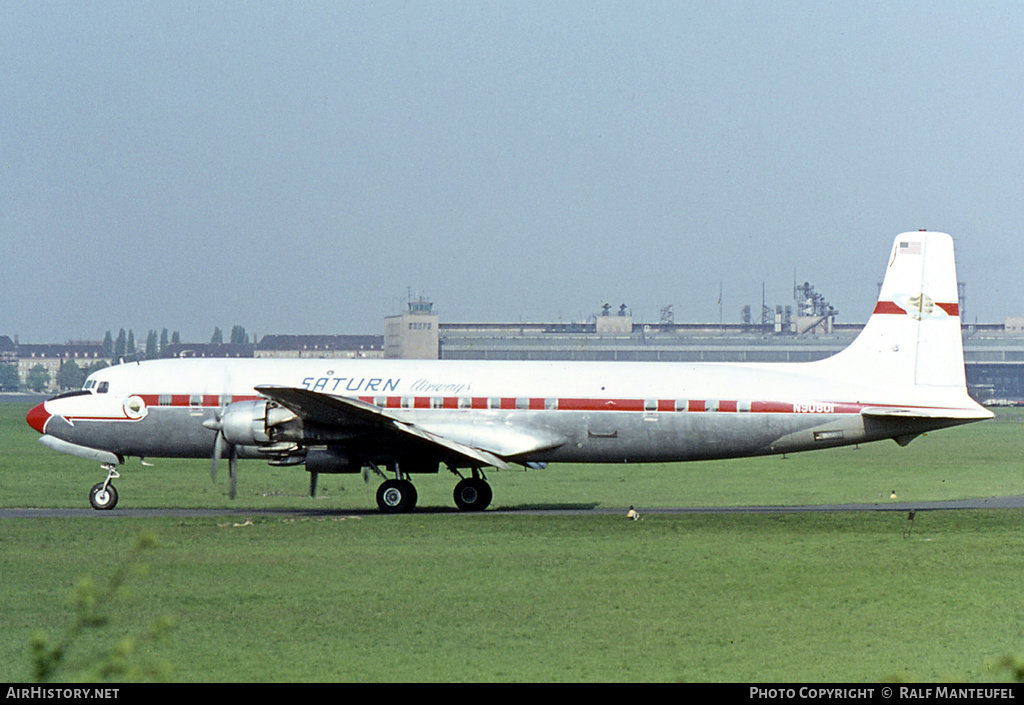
left=26, top=402, right=50, bottom=434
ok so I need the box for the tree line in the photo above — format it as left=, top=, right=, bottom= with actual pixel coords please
left=0, top=325, right=252, bottom=393
left=101, top=326, right=251, bottom=359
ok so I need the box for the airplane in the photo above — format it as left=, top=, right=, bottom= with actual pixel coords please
left=26, top=231, right=992, bottom=513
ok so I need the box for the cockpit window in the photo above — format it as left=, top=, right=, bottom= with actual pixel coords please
left=97, top=381, right=109, bottom=394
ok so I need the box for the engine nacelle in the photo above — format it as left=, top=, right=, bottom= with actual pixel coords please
left=305, top=448, right=359, bottom=474
left=220, top=400, right=298, bottom=447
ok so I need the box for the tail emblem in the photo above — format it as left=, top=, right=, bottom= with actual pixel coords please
left=891, top=292, right=948, bottom=320
left=906, top=293, right=935, bottom=320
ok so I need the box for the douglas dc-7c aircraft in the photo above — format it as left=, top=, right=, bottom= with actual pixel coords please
left=26, top=231, right=991, bottom=512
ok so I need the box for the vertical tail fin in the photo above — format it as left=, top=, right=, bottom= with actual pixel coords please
left=813, top=231, right=967, bottom=391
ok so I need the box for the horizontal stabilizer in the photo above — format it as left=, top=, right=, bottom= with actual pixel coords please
left=861, top=406, right=993, bottom=421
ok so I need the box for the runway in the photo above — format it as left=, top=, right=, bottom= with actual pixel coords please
left=3, top=495, right=1024, bottom=519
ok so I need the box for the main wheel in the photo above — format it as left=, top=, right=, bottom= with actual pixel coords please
left=453, top=478, right=492, bottom=512
left=376, top=479, right=418, bottom=513
left=89, top=483, right=119, bottom=510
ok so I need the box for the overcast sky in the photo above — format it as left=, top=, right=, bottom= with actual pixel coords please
left=3, top=1, right=1023, bottom=343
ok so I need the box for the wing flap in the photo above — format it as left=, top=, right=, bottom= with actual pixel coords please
left=420, top=422, right=566, bottom=458
left=387, top=420, right=511, bottom=469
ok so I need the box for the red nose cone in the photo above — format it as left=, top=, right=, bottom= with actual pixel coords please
left=26, top=403, right=50, bottom=434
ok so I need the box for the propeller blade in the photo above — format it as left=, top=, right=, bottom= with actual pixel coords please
left=208, top=406, right=227, bottom=483
left=228, top=445, right=238, bottom=500
left=211, top=433, right=225, bottom=482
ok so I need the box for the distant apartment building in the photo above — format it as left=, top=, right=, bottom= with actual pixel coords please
left=14, top=342, right=108, bottom=392
left=161, top=343, right=255, bottom=358
left=255, top=335, right=383, bottom=359
left=0, top=336, right=16, bottom=364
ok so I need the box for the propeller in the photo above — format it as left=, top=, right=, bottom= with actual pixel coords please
left=204, top=413, right=240, bottom=499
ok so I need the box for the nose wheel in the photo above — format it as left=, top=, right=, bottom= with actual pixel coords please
left=88, top=465, right=120, bottom=510
left=89, top=483, right=118, bottom=510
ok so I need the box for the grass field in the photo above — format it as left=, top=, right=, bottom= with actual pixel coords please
left=1, top=403, right=1023, bottom=682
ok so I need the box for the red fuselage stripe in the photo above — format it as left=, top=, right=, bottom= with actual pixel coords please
left=109, top=395, right=945, bottom=416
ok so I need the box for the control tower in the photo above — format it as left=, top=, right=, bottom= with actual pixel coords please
left=384, top=296, right=440, bottom=359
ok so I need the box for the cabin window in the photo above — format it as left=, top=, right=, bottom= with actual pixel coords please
left=545, top=398, right=558, bottom=410
left=400, top=397, right=413, bottom=409
left=159, top=395, right=172, bottom=407
left=515, top=397, right=529, bottom=410
left=431, top=397, right=444, bottom=409
left=374, top=396, right=386, bottom=408
left=675, top=400, right=686, bottom=412
left=644, top=399, right=658, bottom=412
left=458, top=397, right=471, bottom=410
left=488, top=397, right=501, bottom=410
left=189, top=394, right=202, bottom=408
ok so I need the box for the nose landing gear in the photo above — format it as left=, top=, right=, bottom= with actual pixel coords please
left=88, top=464, right=120, bottom=510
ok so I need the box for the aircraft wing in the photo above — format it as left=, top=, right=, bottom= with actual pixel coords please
left=255, top=386, right=512, bottom=469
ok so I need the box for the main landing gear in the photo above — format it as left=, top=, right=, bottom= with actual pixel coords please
left=376, top=478, right=418, bottom=514
left=373, top=465, right=493, bottom=514
left=453, top=475, right=492, bottom=512
left=88, top=464, right=120, bottom=510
